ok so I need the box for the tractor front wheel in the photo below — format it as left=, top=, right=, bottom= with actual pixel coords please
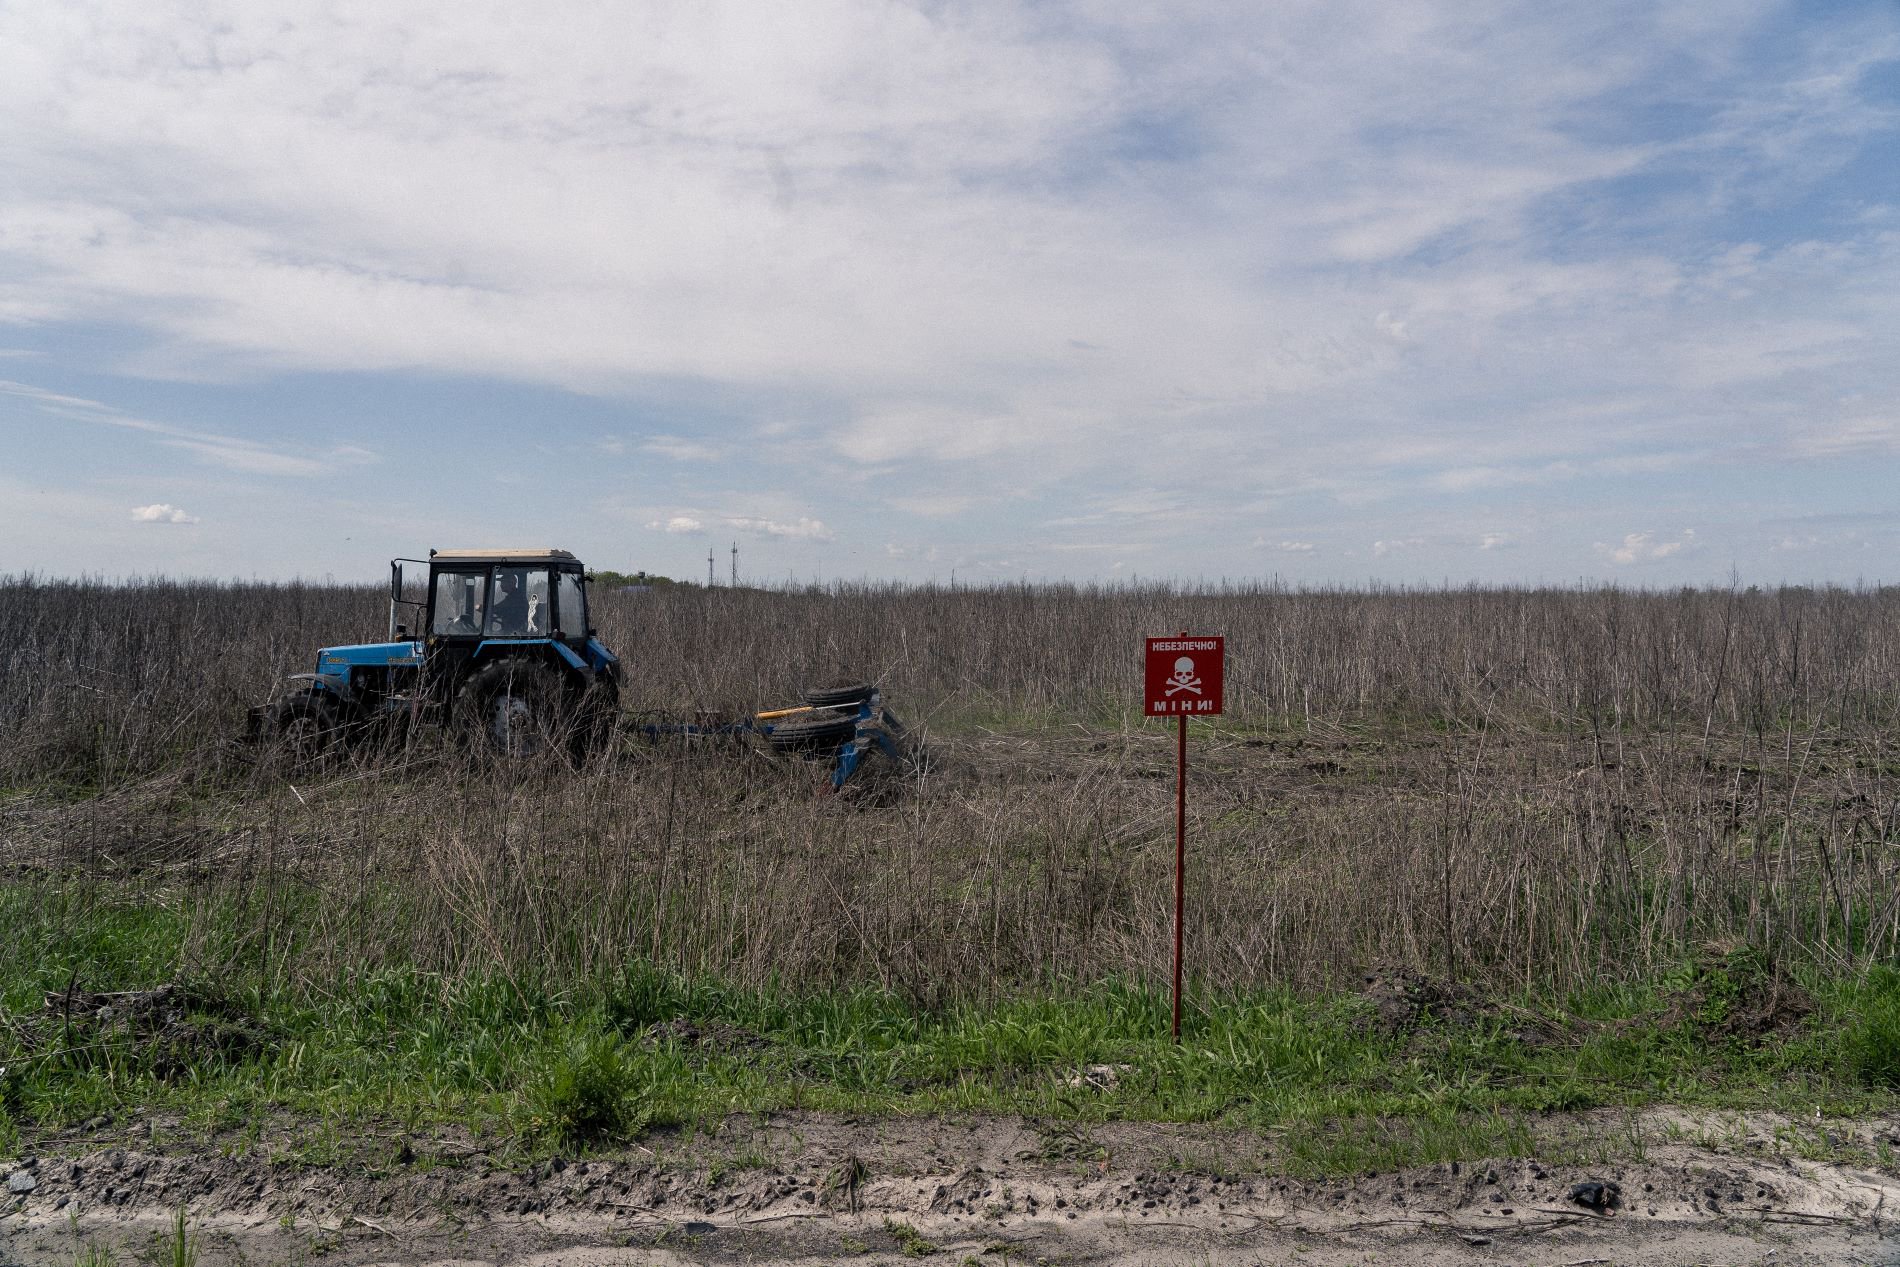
left=267, top=692, right=343, bottom=764
left=457, top=660, right=570, bottom=759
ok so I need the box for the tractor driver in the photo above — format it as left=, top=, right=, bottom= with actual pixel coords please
left=489, top=570, right=529, bottom=634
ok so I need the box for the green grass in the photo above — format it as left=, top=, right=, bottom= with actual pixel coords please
left=159, top=1207, right=198, bottom=1267
left=882, top=1217, right=938, bottom=1257
left=524, top=1028, right=686, bottom=1144
left=4, top=878, right=1899, bottom=1179
left=1843, top=965, right=1900, bottom=1087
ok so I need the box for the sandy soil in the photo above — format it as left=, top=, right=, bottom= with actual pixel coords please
left=5, top=1110, right=1899, bottom=1266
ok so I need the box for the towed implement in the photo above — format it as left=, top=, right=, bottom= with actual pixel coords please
left=252, top=547, right=916, bottom=790
left=637, top=679, right=915, bottom=791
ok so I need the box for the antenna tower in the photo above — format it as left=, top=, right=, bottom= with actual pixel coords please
left=707, top=547, right=714, bottom=587
left=730, top=541, right=738, bottom=588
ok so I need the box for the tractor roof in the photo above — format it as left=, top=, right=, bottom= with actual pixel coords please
left=430, top=548, right=579, bottom=565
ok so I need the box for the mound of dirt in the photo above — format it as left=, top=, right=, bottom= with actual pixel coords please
left=640, top=1018, right=768, bottom=1053
left=1656, top=959, right=1814, bottom=1044
left=1356, top=958, right=1812, bottom=1049
left=1354, top=971, right=1486, bottom=1036
left=20, top=984, right=271, bottom=1079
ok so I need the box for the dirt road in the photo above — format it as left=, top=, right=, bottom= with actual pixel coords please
left=6, top=1110, right=1898, bottom=1266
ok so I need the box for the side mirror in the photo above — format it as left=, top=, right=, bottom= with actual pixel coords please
left=390, top=561, right=403, bottom=602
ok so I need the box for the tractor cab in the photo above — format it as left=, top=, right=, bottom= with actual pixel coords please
left=393, top=548, right=593, bottom=646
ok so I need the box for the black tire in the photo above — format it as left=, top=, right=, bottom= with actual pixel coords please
left=766, top=713, right=860, bottom=751
left=573, top=676, right=622, bottom=760
left=800, top=681, right=876, bottom=708
left=267, top=692, right=342, bottom=764
left=456, top=659, right=571, bottom=758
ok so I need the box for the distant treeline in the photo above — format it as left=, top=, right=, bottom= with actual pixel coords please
left=587, top=569, right=683, bottom=588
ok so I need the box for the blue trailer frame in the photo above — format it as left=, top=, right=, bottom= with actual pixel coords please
left=637, top=688, right=912, bottom=790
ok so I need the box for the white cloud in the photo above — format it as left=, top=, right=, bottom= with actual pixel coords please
left=834, top=406, right=1031, bottom=465
left=725, top=515, right=833, bottom=542
left=1427, top=451, right=1695, bottom=495
left=1371, top=537, right=1423, bottom=557
left=1277, top=540, right=1316, bottom=553
left=0, top=378, right=373, bottom=477
left=1479, top=532, right=1512, bottom=550
left=1792, top=415, right=1900, bottom=458
left=639, top=505, right=832, bottom=543
left=162, top=438, right=322, bottom=477
left=131, top=503, right=198, bottom=524
left=641, top=435, right=727, bottom=462
left=1600, top=528, right=1698, bottom=565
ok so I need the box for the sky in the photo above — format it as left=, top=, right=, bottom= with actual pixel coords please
left=1, top=0, right=1898, bottom=586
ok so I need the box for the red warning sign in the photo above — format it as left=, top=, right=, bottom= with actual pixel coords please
left=1144, top=635, right=1224, bottom=715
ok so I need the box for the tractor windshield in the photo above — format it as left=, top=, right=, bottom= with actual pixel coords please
left=487, top=567, right=550, bottom=637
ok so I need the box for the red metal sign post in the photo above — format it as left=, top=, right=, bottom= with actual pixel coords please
left=1144, top=633, right=1225, bottom=1040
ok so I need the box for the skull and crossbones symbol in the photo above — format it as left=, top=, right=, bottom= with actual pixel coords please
left=1164, top=656, right=1202, bottom=696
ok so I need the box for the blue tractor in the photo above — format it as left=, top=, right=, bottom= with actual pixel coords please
left=256, top=547, right=918, bottom=787
left=255, top=548, right=619, bottom=758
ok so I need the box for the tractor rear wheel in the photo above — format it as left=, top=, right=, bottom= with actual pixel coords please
left=574, top=677, right=622, bottom=760
left=457, top=660, right=570, bottom=759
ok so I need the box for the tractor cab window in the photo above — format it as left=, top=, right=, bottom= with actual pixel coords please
left=431, top=571, right=486, bottom=636
left=488, top=567, right=550, bottom=637
left=555, top=570, right=587, bottom=639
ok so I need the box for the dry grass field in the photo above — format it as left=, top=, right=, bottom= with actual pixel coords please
left=5, top=576, right=1900, bottom=998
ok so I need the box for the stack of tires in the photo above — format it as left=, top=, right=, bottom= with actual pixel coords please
left=765, top=681, right=874, bottom=751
